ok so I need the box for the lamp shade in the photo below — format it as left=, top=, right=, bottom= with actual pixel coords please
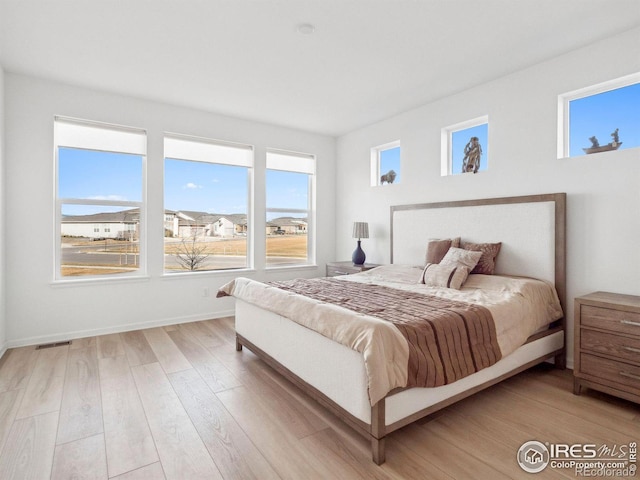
left=352, top=222, right=369, bottom=239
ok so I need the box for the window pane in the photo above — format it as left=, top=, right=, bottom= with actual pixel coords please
left=266, top=170, right=309, bottom=266
left=164, top=158, right=248, bottom=272
left=266, top=211, right=308, bottom=267
left=451, top=123, right=488, bottom=174
left=265, top=150, right=313, bottom=268
left=58, top=147, right=143, bottom=201
left=266, top=170, right=309, bottom=209
left=379, top=146, right=400, bottom=184
left=60, top=205, right=140, bottom=277
left=569, top=82, right=640, bottom=157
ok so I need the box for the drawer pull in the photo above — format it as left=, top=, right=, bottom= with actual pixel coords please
left=621, top=319, right=640, bottom=327
left=623, top=346, right=640, bottom=354
left=619, top=371, right=640, bottom=381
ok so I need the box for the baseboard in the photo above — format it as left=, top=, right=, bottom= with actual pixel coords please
left=5, top=309, right=236, bottom=349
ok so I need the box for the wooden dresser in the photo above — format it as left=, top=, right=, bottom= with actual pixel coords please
left=574, top=291, right=640, bottom=404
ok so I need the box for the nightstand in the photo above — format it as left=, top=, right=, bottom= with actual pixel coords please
left=326, top=261, right=379, bottom=277
left=574, top=291, right=640, bottom=404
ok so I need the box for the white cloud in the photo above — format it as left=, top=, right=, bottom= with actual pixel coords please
left=184, top=182, right=202, bottom=189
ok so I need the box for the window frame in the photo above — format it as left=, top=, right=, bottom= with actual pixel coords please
left=441, top=115, right=488, bottom=176
left=557, top=72, right=640, bottom=159
left=370, top=140, right=401, bottom=187
left=265, top=148, right=316, bottom=268
left=54, top=116, right=147, bottom=282
left=163, top=133, right=254, bottom=274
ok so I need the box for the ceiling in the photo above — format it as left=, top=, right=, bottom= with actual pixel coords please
left=1, top=0, right=639, bottom=137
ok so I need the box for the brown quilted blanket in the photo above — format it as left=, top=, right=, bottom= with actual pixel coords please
left=268, top=277, right=501, bottom=389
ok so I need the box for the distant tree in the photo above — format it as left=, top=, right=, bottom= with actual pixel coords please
left=175, top=235, right=209, bottom=270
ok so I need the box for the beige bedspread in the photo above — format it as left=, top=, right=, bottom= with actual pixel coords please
left=217, top=265, right=563, bottom=405
left=268, top=278, right=501, bottom=390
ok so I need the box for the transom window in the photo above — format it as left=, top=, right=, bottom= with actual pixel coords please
left=371, top=141, right=401, bottom=186
left=441, top=116, right=488, bottom=176
left=558, top=74, right=640, bottom=158
left=55, top=117, right=146, bottom=280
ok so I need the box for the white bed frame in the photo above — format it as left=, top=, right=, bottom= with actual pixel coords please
left=235, top=193, right=567, bottom=464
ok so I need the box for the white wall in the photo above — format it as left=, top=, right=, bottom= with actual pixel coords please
left=335, top=27, right=640, bottom=366
left=0, top=66, right=6, bottom=355
left=4, top=74, right=336, bottom=346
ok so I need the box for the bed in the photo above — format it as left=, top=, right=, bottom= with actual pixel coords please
left=218, top=193, right=566, bottom=464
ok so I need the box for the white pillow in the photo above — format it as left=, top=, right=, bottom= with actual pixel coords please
left=420, top=263, right=470, bottom=290
left=439, top=247, right=482, bottom=271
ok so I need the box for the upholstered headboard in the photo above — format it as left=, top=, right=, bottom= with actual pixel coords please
left=390, top=193, right=566, bottom=311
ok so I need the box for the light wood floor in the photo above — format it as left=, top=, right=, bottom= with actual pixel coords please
left=0, top=317, right=637, bottom=479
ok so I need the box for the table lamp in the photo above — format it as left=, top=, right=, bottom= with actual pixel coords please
left=352, top=222, right=369, bottom=265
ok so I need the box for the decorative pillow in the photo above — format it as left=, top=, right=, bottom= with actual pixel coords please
left=420, top=263, right=470, bottom=290
left=425, top=237, right=461, bottom=264
left=439, top=247, right=482, bottom=271
left=461, top=241, right=502, bottom=275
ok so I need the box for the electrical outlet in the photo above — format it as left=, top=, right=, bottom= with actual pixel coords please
left=202, top=287, right=210, bottom=297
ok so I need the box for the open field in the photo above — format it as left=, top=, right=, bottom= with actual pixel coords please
left=61, top=266, right=137, bottom=276
left=60, top=235, right=308, bottom=276
left=63, top=235, right=307, bottom=257
left=166, top=235, right=307, bottom=257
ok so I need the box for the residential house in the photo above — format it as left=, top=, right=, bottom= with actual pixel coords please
left=62, top=209, right=140, bottom=240
left=266, top=216, right=308, bottom=235
left=176, top=211, right=248, bottom=238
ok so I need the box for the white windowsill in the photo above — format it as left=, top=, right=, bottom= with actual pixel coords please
left=161, top=268, right=257, bottom=279
left=50, top=275, right=151, bottom=288
left=265, top=264, right=318, bottom=273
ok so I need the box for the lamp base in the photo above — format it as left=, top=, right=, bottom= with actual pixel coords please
left=352, top=240, right=366, bottom=265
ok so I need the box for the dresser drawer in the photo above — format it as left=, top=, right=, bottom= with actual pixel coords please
left=581, top=305, right=640, bottom=336
left=581, top=329, right=640, bottom=364
left=581, top=353, right=640, bottom=391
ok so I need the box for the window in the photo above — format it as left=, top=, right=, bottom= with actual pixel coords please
left=441, top=116, right=488, bottom=175
left=55, top=117, right=146, bottom=280
left=559, top=74, right=640, bottom=158
left=164, top=134, right=253, bottom=273
left=266, top=150, right=315, bottom=267
left=371, top=141, right=400, bottom=186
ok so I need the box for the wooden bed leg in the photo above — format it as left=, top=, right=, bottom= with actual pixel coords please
left=371, top=398, right=386, bottom=465
left=554, top=352, right=566, bottom=370
left=235, top=336, right=243, bottom=352
left=372, top=437, right=386, bottom=465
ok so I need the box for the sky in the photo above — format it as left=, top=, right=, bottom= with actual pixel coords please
left=59, top=147, right=142, bottom=216
left=59, top=82, right=639, bottom=215
left=265, top=169, right=309, bottom=221
left=164, top=158, right=248, bottom=214
left=59, top=148, right=308, bottom=217
left=451, top=123, right=488, bottom=175
left=569, top=82, right=640, bottom=157
left=379, top=146, right=401, bottom=184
